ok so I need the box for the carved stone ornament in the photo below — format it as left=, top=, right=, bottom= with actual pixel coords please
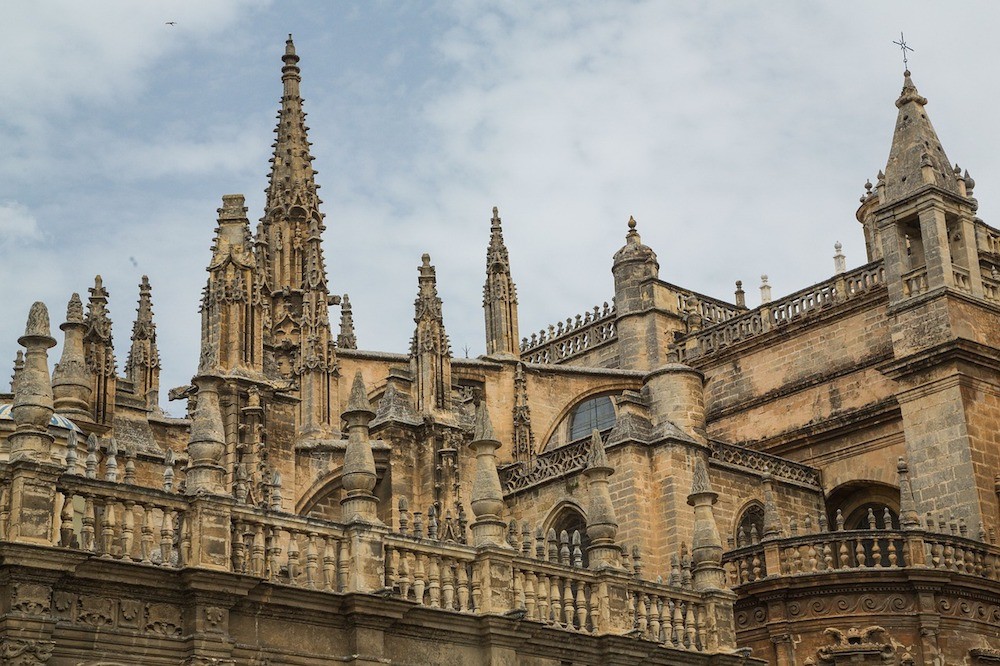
left=204, top=606, right=226, bottom=632
left=119, top=599, right=142, bottom=629
left=0, top=638, right=54, bottom=665
left=145, top=602, right=182, bottom=637
left=11, top=583, right=51, bottom=616
left=971, top=647, right=1000, bottom=664
left=180, top=659, right=236, bottom=666
left=77, top=595, right=115, bottom=627
left=811, top=626, right=908, bottom=664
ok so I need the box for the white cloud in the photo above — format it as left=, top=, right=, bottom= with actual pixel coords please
left=0, top=202, right=41, bottom=243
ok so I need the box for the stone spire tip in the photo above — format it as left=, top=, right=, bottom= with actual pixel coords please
left=690, top=457, right=714, bottom=496
left=21, top=302, right=54, bottom=344
left=473, top=400, right=498, bottom=443
left=345, top=371, right=373, bottom=415
left=66, top=293, right=84, bottom=324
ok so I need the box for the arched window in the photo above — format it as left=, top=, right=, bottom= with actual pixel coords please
left=568, top=395, right=616, bottom=441
left=735, top=501, right=765, bottom=547
left=826, top=482, right=900, bottom=531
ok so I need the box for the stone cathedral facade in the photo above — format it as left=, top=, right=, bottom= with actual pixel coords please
left=0, top=37, right=998, bottom=666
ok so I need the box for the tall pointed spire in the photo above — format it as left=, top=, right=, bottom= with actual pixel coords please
left=259, top=34, right=328, bottom=298
left=882, top=70, right=962, bottom=204
left=410, top=253, right=451, bottom=413
left=126, top=276, right=161, bottom=410
left=483, top=206, right=519, bottom=358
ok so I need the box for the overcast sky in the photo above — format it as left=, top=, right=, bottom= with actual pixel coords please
left=2, top=2, right=999, bottom=415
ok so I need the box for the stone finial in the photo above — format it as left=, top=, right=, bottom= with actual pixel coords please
left=184, top=377, right=226, bottom=495
left=761, top=471, right=782, bottom=541
left=687, top=458, right=725, bottom=590
left=340, top=372, right=379, bottom=524
left=833, top=242, right=846, bottom=274
left=584, top=429, right=619, bottom=569
left=10, top=303, right=57, bottom=461
left=337, top=294, right=357, bottom=349
left=759, top=275, right=772, bottom=304
left=896, top=457, right=921, bottom=529
left=734, top=280, right=746, bottom=309
left=469, top=401, right=508, bottom=548
left=52, top=292, right=92, bottom=419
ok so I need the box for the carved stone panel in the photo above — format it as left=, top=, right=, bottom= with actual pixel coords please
left=77, top=595, right=115, bottom=628
left=10, top=583, right=51, bottom=617
left=145, top=603, right=182, bottom=637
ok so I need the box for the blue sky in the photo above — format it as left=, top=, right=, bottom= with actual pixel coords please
left=2, top=2, right=999, bottom=414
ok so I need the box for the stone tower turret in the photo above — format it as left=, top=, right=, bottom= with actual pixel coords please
left=483, top=206, right=520, bottom=359
left=612, top=216, right=661, bottom=370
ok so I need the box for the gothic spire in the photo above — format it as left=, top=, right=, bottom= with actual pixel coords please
left=483, top=206, right=519, bottom=358
left=882, top=70, right=963, bottom=204
left=260, top=34, right=329, bottom=296
left=126, top=276, right=161, bottom=410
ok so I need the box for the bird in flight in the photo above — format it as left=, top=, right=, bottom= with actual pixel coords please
left=165, top=21, right=176, bottom=26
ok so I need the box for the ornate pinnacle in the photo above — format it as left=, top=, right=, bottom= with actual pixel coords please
left=761, top=471, right=782, bottom=541
left=337, top=294, right=357, bottom=349
left=66, top=293, right=84, bottom=324
left=473, top=399, right=498, bottom=444
left=585, top=429, right=610, bottom=471
left=688, top=457, right=715, bottom=498
left=344, top=370, right=374, bottom=418
left=11, top=302, right=56, bottom=460
left=340, top=371, right=379, bottom=523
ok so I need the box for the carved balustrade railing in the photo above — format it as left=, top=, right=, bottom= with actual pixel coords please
left=983, top=274, right=1000, bottom=303
left=500, top=435, right=593, bottom=495
left=230, top=505, right=349, bottom=589
left=901, top=266, right=928, bottom=297
left=520, top=302, right=616, bottom=364
left=708, top=440, right=822, bottom=489
left=681, top=262, right=885, bottom=360
left=54, top=475, right=189, bottom=567
left=673, top=290, right=743, bottom=325
left=723, top=527, right=1000, bottom=587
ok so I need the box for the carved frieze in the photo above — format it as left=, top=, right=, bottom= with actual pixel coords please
left=0, top=638, right=53, bottom=665
left=787, top=594, right=914, bottom=620
left=52, top=592, right=75, bottom=622
left=11, top=583, right=51, bottom=616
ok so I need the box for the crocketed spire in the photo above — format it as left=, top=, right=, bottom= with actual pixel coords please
left=483, top=206, right=520, bottom=358
left=337, top=294, right=357, bottom=350
left=84, top=275, right=116, bottom=425
left=882, top=70, right=962, bottom=204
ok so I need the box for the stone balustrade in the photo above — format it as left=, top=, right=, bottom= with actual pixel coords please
left=520, top=302, right=616, bottom=364
left=709, top=440, right=822, bottom=489
left=723, top=526, right=1000, bottom=587
left=680, top=261, right=886, bottom=360
left=55, top=475, right=189, bottom=566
